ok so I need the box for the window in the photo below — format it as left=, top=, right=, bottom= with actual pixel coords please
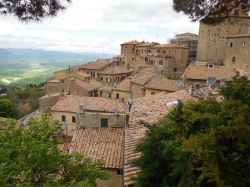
left=157, top=49, right=161, bottom=53
left=72, top=116, right=76, bottom=123
left=109, top=93, right=111, bottom=98
left=106, top=78, right=108, bottom=82
left=132, top=58, right=135, bottom=61
left=117, top=169, right=123, bottom=176
left=101, top=77, right=103, bottom=81
left=62, top=89, right=64, bottom=92
left=159, top=60, right=164, bottom=65
left=241, top=41, right=246, bottom=48
left=116, top=93, right=120, bottom=99
left=230, top=42, right=233, bottom=48
left=151, top=92, right=155, bottom=95
left=62, top=115, right=66, bottom=122
left=174, top=68, right=177, bottom=72
left=100, top=91, right=102, bottom=97
left=162, top=50, right=166, bottom=54
left=232, top=56, right=236, bottom=63
left=101, top=118, right=108, bottom=128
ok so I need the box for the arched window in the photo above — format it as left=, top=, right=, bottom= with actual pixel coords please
left=241, top=41, right=246, bottom=48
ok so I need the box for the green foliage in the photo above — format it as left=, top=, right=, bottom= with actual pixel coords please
left=173, top=0, right=250, bottom=24
left=0, top=0, right=71, bottom=21
left=0, top=116, right=110, bottom=186
left=6, top=88, right=45, bottom=119
left=135, top=78, right=250, bottom=187
left=0, top=98, right=16, bottom=118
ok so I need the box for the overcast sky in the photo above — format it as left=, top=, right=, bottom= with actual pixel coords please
left=0, top=0, right=199, bottom=54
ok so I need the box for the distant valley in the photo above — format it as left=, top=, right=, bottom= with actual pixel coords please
left=0, top=48, right=113, bottom=87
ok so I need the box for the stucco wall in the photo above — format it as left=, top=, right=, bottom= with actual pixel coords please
left=52, top=111, right=126, bottom=130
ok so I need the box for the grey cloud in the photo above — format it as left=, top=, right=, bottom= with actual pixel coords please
left=103, top=1, right=179, bottom=23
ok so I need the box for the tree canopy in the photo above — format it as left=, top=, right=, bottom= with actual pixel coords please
left=0, top=116, right=110, bottom=186
left=134, top=77, right=250, bottom=187
left=0, top=0, right=71, bottom=21
left=173, top=0, right=250, bottom=24
left=0, top=98, right=16, bottom=118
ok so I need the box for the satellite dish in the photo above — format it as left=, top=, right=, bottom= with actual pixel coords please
left=207, top=76, right=217, bottom=85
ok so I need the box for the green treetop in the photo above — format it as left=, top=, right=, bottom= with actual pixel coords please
left=0, top=116, right=110, bottom=186
left=134, top=77, right=250, bottom=187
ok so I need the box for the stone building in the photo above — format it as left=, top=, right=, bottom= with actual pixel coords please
left=98, top=85, right=113, bottom=99
left=98, top=66, right=133, bottom=85
left=45, top=78, right=104, bottom=97
left=70, top=128, right=124, bottom=187
left=121, top=41, right=141, bottom=55
left=170, top=32, right=198, bottom=63
left=51, top=95, right=126, bottom=130
left=144, top=78, right=179, bottom=96
left=197, top=17, right=250, bottom=65
left=112, top=78, right=132, bottom=102
left=182, top=63, right=237, bottom=88
left=78, top=59, right=113, bottom=78
left=224, top=34, right=250, bottom=67
left=39, top=93, right=61, bottom=112
left=148, top=44, right=189, bottom=78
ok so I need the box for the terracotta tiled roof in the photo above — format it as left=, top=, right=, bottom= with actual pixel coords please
left=70, top=128, right=124, bottom=169
left=151, top=44, right=189, bottom=49
left=183, top=64, right=237, bottom=81
left=78, top=59, right=112, bottom=70
left=136, top=42, right=159, bottom=47
left=130, top=67, right=158, bottom=86
left=114, top=79, right=131, bottom=92
left=99, top=66, right=133, bottom=75
left=51, top=95, right=126, bottom=113
left=145, top=78, right=179, bottom=92
left=75, top=79, right=104, bottom=91
left=124, top=90, right=198, bottom=186
left=75, top=71, right=91, bottom=78
left=98, top=85, right=114, bottom=92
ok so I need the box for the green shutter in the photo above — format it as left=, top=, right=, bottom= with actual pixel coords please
left=101, top=118, right=108, bottom=128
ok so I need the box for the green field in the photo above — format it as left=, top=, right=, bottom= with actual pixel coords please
left=0, top=48, right=113, bottom=88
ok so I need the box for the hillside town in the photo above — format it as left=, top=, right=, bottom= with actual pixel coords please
left=19, top=10, right=249, bottom=187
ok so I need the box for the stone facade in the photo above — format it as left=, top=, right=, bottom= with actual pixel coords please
left=224, top=35, right=250, bottom=67
left=52, top=111, right=126, bottom=130
left=170, top=32, right=198, bottom=63
left=197, top=17, right=250, bottom=64
left=112, top=90, right=131, bottom=102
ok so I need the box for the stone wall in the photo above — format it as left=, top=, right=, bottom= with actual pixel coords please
left=112, top=90, right=131, bottom=102
left=197, top=18, right=250, bottom=64
left=224, top=36, right=250, bottom=67
left=52, top=111, right=126, bottom=130
left=121, top=44, right=136, bottom=55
